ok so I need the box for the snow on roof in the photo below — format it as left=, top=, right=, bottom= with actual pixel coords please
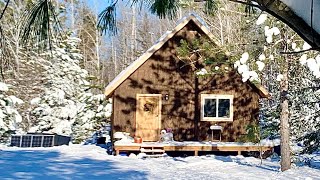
left=104, top=13, right=269, bottom=98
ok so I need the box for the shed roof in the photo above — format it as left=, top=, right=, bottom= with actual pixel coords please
left=104, top=13, right=270, bottom=98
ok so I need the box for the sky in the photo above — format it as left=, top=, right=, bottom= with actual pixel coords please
left=85, top=0, right=110, bottom=14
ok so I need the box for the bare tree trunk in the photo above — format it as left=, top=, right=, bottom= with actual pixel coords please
left=70, top=0, right=75, bottom=30
left=280, top=55, right=290, bottom=171
left=94, top=0, right=101, bottom=84
left=217, top=9, right=224, bottom=45
left=131, top=4, right=136, bottom=62
left=111, top=37, right=117, bottom=76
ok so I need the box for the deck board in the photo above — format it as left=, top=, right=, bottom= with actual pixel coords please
left=114, top=141, right=274, bottom=156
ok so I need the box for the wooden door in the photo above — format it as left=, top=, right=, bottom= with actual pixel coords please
left=136, top=94, right=162, bottom=141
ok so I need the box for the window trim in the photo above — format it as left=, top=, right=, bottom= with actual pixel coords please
left=200, top=94, right=234, bottom=122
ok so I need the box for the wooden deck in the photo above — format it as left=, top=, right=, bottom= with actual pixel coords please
left=114, top=141, right=274, bottom=156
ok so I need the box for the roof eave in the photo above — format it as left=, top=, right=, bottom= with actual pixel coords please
left=250, top=81, right=271, bottom=99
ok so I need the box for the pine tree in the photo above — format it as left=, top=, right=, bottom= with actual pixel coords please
left=0, top=82, right=23, bottom=143
left=72, top=94, right=112, bottom=143
left=29, top=36, right=89, bottom=135
left=29, top=35, right=112, bottom=143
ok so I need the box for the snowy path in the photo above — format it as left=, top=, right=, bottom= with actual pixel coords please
left=0, top=145, right=319, bottom=180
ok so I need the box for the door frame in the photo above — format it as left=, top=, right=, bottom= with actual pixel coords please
left=135, top=94, right=162, bottom=141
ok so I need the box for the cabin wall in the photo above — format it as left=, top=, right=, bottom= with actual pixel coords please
left=112, top=21, right=260, bottom=142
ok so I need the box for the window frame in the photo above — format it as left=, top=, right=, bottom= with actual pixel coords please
left=200, top=94, right=234, bottom=122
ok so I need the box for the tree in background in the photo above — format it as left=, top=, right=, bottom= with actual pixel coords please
left=29, top=36, right=111, bottom=142
left=246, top=13, right=320, bottom=170
left=76, top=2, right=104, bottom=91
left=72, top=93, right=112, bottom=143
left=0, top=0, right=49, bottom=131
left=29, top=36, right=89, bottom=135
left=0, top=82, right=23, bottom=143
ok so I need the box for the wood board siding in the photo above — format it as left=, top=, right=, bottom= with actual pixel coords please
left=112, top=21, right=260, bottom=142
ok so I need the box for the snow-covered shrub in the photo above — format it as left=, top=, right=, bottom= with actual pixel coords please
left=0, top=82, right=23, bottom=143
left=72, top=94, right=112, bottom=143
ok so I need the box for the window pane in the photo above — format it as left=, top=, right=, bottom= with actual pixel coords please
left=204, top=99, right=216, bottom=117
left=218, top=99, right=230, bottom=118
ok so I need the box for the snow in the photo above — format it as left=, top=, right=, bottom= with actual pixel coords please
left=303, top=42, right=312, bottom=50
left=256, top=14, right=268, bottom=25
left=300, top=54, right=308, bottom=65
left=276, top=74, right=284, bottom=82
left=258, top=54, right=266, bottom=61
left=264, top=25, right=280, bottom=44
left=256, top=61, right=265, bottom=71
left=310, top=155, right=320, bottom=169
left=0, top=145, right=319, bottom=180
left=196, top=68, right=209, bottom=76
left=235, top=53, right=260, bottom=82
left=0, top=82, right=23, bottom=136
left=0, top=82, right=9, bottom=91
left=30, top=97, right=41, bottom=105
left=240, top=52, right=249, bottom=64
left=8, top=96, right=23, bottom=105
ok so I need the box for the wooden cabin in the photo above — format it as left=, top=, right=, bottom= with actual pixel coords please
left=104, top=14, right=270, bottom=145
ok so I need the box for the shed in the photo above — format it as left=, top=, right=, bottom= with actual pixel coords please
left=104, top=13, right=269, bottom=143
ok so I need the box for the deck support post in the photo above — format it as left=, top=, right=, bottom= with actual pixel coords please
left=237, top=151, right=241, bottom=155
left=194, top=150, right=198, bottom=156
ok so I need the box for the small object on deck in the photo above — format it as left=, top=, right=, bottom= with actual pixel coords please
left=159, top=129, right=174, bottom=142
left=134, top=137, right=143, bottom=143
left=210, top=125, right=223, bottom=142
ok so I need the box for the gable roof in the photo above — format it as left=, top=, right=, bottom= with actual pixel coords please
left=104, top=13, right=270, bottom=98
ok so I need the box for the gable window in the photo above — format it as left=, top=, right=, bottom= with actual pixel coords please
left=201, top=94, right=233, bottom=121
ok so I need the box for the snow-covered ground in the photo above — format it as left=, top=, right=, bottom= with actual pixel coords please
left=0, top=145, right=319, bottom=180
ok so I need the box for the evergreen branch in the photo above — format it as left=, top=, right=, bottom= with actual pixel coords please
left=150, top=0, right=179, bottom=19
left=131, top=0, right=153, bottom=10
left=20, top=0, right=63, bottom=50
left=97, top=0, right=118, bottom=35
left=204, top=0, right=218, bottom=15
left=97, top=0, right=220, bottom=35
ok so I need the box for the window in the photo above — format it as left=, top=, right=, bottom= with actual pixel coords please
left=201, top=94, right=233, bottom=121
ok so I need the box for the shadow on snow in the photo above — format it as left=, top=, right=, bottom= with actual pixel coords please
left=0, top=149, right=147, bottom=180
